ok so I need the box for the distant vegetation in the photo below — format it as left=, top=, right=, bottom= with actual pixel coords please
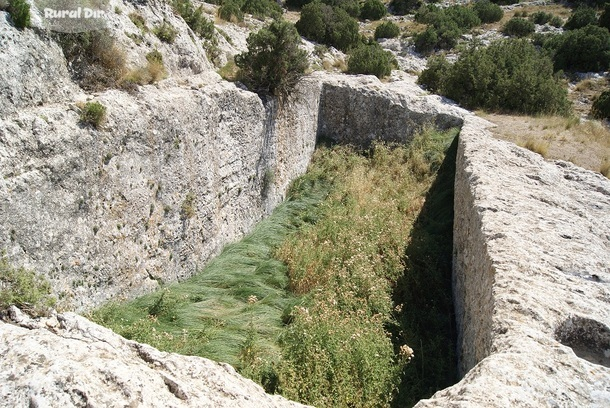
left=296, top=1, right=360, bottom=51
left=7, top=0, right=30, bottom=29
left=418, top=39, right=571, bottom=116
left=375, top=21, right=401, bottom=39
left=347, top=40, right=398, bottom=77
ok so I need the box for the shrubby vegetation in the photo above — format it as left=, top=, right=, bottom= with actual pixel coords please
left=591, top=90, right=610, bottom=119
left=347, top=41, right=398, bottom=77
left=8, top=0, right=30, bottom=29
left=296, top=1, right=360, bottom=51
left=389, top=0, right=422, bottom=16
left=0, top=256, right=56, bottom=316
left=55, top=30, right=127, bottom=91
left=173, top=0, right=215, bottom=40
left=600, top=4, right=610, bottom=30
left=418, top=39, right=571, bottom=115
left=154, top=20, right=178, bottom=43
left=241, top=0, right=283, bottom=19
left=413, top=4, right=483, bottom=54
left=564, top=5, right=598, bottom=30
left=502, top=17, right=535, bottom=37
left=472, top=0, right=503, bottom=24
left=218, top=0, right=244, bottom=22
left=80, top=101, right=107, bottom=129
left=235, top=20, right=308, bottom=96
left=374, top=21, right=400, bottom=39
left=540, top=25, right=610, bottom=72
left=360, top=0, right=386, bottom=20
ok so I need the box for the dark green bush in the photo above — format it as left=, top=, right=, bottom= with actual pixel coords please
left=413, top=17, right=461, bottom=54
left=414, top=27, right=439, bottom=54
left=564, top=5, right=598, bottom=30
left=419, top=39, right=571, bottom=115
left=347, top=41, right=397, bottom=78
left=8, top=0, right=30, bottom=28
left=416, top=55, right=451, bottom=93
left=503, top=17, right=535, bottom=37
left=219, top=0, right=244, bottom=22
left=296, top=1, right=360, bottom=51
left=360, top=0, right=386, bottom=20
left=324, top=0, right=360, bottom=18
left=374, top=21, right=400, bottom=39
left=389, top=0, right=422, bottom=16
left=235, top=20, right=308, bottom=96
left=591, top=90, right=610, bottom=119
left=285, top=0, right=311, bottom=8
left=549, top=15, right=564, bottom=28
left=444, top=5, right=481, bottom=30
left=530, top=11, right=553, bottom=25
left=542, top=25, right=610, bottom=72
left=473, top=0, right=503, bottom=24
left=241, top=0, right=283, bottom=19
left=600, top=4, right=610, bottom=30
left=8, top=0, right=30, bottom=29
left=80, top=101, right=107, bottom=129
left=154, top=20, right=178, bottom=43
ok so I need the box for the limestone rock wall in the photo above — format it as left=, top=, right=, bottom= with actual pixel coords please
left=0, top=306, right=310, bottom=408
left=417, top=119, right=610, bottom=407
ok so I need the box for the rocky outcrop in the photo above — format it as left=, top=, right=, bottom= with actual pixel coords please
left=416, top=119, right=610, bottom=407
left=0, top=306, right=309, bottom=408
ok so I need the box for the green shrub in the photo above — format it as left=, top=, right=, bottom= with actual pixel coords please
left=503, top=17, right=535, bottom=37
left=0, top=256, right=56, bottom=316
left=235, top=20, right=309, bottom=96
left=564, top=5, right=598, bottom=30
left=347, top=41, right=398, bottom=78
left=296, top=1, right=360, bottom=51
left=154, top=20, right=178, bottom=43
left=374, top=21, right=400, bottom=39
left=414, top=27, right=439, bottom=54
left=285, top=0, right=312, bottom=8
left=146, top=49, right=163, bottom=64
left=542, top=25, right=610, bottom=72
left=389, top=0, right=422, bottom=16
left=174, top=0, right=215, bottom=40
left=530, top=11, right=553, bottom=25
left=444, top=5, right=481, bottom=30
left=600, top=4, right=610, bottom=30
left=218, top=0, right=244, bottom=22
left=360, top=0, right=386, bottom=20
left=324, top=0, right=360, bottom=18
left=80, top=101, right=107, bottom=129
left=473, top=0, right=503, bottom=24
left=419, top=39, right=571, bottom=115
left=413, top=18, right=461, bottom=54
left=549, top=15, right=564, bottom=28
left=591, top=90, right=610, bottom=119
left=241, top=0, right=283, bottom=19
left=417, top=54, right=451, bottom=92
left=8, top=0, right=30, bottom=29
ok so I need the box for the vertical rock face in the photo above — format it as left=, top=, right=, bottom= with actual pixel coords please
left=0, top=306, right=311, bottom=408
left=417, top=119, right=610, bottom=407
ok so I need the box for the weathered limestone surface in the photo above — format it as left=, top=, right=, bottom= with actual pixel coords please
left=0, top=306, right=310, bottom=408
left=417, top=119, right=610, bottom=407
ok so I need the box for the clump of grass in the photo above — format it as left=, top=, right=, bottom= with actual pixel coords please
left=129, top=12, right=148, bottom=32
left=523, top=138, right=550, bottom=157
left=80, top=101, right=107, bottom=129
left=217, top=59, right=239, bottom=81
left=154, top=20, right=178, bottom=43
left=0, top=255, right=56, bottom=316
left=8, top=0, right=30, bottom=29
left=121, top=50, right=167, bottom=87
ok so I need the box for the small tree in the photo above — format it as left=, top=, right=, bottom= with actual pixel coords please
left=543, top=25, right=610, bottom=72
left=235, top=20, right=309, bottom=96
left=360, top=0, right=386, bottom=20
left=591, top=90, right=610, bottom=119
left=219, top=0, right=244, bottom=22
left=347, top=41, right=397, bottom=78
left=296, top=1, right=360, bottom=51
left=473, top=0, right=503, bottom=24
left=503, top=17, right=535, bottom=37
left=564, top=6, right=598, bottom=30
left=374, top=21, right=400, bottom=39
